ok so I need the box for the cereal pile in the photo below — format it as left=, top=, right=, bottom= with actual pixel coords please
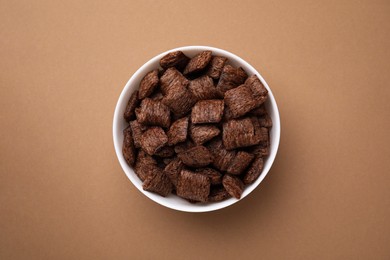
left=122, top=50, right=272, bottom=203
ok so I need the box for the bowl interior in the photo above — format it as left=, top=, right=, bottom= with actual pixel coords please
left=113, top=46, right=280, bottom=212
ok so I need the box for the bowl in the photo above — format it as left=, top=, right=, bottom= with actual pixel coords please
left=113, top=46, right=280, bottom=212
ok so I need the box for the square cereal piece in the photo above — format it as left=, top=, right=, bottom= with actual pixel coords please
left=261, top=140, right=270, bottom=156
left=249, top=126, right=270, bottom=157
left=206, top=56, right=228, bottom=80
left=245, top=75, right=268, bottom=105
left=188, top=75, right=219, bottom=100
left=140, top=127, right=168, bottom=156
left=224, top=85, right=257, bottom=119
left=222, top=117, right=261, bottom=150
left=195, top=168, right=222, bottom=185
left=208, top=186, right=231, bottom=202
left=160, top=51, right=190, bottom=71
left=250, top=117, right=270, bottom=143
left=190, top=124, right=220, bottom=145
left=250, top=116, right=268, bottom=143
left=129, top=120, right=147, bottom=148
left=162, top=83, right=197, bottom=117
left=206, top=138, right=236, bottom=171
left=177, top=145, right=214, bottom=167
left=183, top=50, right=212, bottom=75
left=122, top=125, right=136, bottom=166
left=136, top=98, right=171, bottom=128
left=226, top=151, right=255, bottom=175
left=167, top=117, right=189, bottom=145
left=138, top=70, right=159, bottom=99
left=191, top=100, right=224, bottom=124
left=216, top=65, right=248, bottom=96
left=258, top=113, right=273, bottom=128
left=160, top=67, right=189, bottom=95
left=134, top=150, right=158, bottom=181
left=163, top=157, right=184, bottom=187
left=222, top=174, right=244, bottom=199
left=243, top=156, right=264, bottom=185
left=124, top=91, right=140, bottom=122
left=176, top=169, right=211, bottom=202
left=258, top=126, right=269, bottom=143
left=143, top=169, right=173, bottom=197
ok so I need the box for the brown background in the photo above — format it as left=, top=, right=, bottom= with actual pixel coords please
left=1, top=0, right=389, bottom=259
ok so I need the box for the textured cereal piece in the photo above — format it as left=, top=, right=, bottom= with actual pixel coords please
left=208, top=186, right=231, bottom=202
left=260, top=142, right=270, bottom=157
left=249, top=140, right=270, bottom=157
left=160, top=67, right=189, bottom=95
left=207, top=139, right=236, bottom=171
left=176, top=169, right=211, bottom=202
left=160, top=51, right=190, bottom=71
left=191, top=100, right=224, bottom=124
left=222, top=118, right=261, bottom=150
left=250, top=117, right=265, bottom=141
left=136, top=98, right=171, bottom=128
left=190, top=125, right=220, bottom=145
left=258, top=126, right=269, bottom=143
left=138, top=70, right=159, bottom=99
left=222, top=175, right=244, bottom=199
left=129, top=120, right=146, bottom=148
left=250, top=117, right=270, bottom=143
left=249, top=127, right=270, bottom=157
left=163, top=157, right=184, bottom=187
left=154, top=146, right=175, bottom=158
left=253, top=95, right=267, bottom=107
left=249, top=104, right=267, bottom=116
left=226, top=151, right=255, bottom=175
left=243, top=156, right=264, bottom=185
left=134, top=150, right=158, bottom=181
left=162, top=82, right=197, bottom=117
left=124, top=91, right=140, bottom=122
left=140, top=127, right=168, bottom=155
left=206, top=56, right=228, bottom=80
left=195, top=168, right=222, bottom=185
left=258, top=113, right=273, bottom=128
left=122, top=125, right=136, bottom=166
left=183, top=50, right=212, bottom=75
left=174, top=140, right=195, bottom=154
left=245, top=75, right=268, bottom=105
left=216, top=65, right=248, bottom=96
left=224, top=85, right=257, bottom=118
left=188, top=75, right=219, bottom=100
left=178, top=145, right=214, bottom=167
left=167, top=117, right=189, bottom=145
left=143, top=169, right=173, bottom=197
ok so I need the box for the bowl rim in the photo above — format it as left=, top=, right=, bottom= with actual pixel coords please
left=113, top=45, right=281, bottom=212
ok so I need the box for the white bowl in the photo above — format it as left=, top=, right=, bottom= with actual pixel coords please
left=113, top=46, right=281, bottom=213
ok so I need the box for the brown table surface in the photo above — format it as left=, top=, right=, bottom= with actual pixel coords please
left=1, top=1, right=389, bottom=259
